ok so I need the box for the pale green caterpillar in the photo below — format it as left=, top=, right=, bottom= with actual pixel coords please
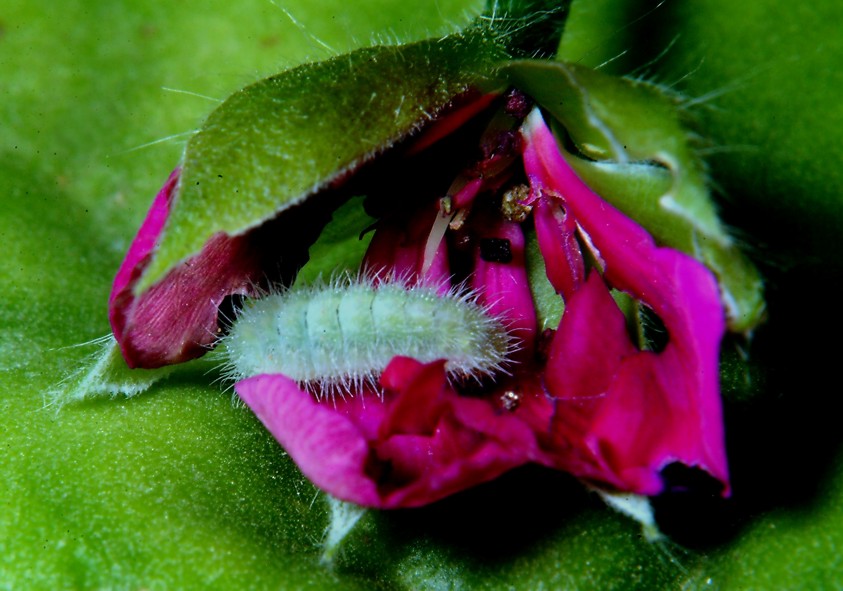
left=219, top=276, right=515, bottom=396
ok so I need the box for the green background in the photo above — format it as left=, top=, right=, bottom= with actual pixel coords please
left=3, top=0, right=842, bottom=589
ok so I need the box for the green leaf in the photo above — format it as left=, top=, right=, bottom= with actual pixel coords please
left=503, top=59, right=766, bottom=332
left=5, top=0, right=843, bottom=589
left=639, top=0, right=843, bottom=269
left=137, top=29, right=510, bottom=293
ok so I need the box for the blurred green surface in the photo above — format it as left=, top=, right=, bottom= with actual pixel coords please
left=3, top=0, right=843, bottom=589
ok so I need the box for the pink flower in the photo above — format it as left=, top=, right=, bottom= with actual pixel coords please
left=521, top=109, right=728, bottom=494
left=237, top=358, right=550, bottom=508
left=112, top=91, right=730, bottom=507
left=235, top=102, right=729, bottom=507
left=109, top=169, right=262, bottom=367
left=109, top=171, right=331, bottom=368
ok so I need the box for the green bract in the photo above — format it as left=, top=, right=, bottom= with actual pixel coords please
left=504, top=60, right=765, bottom=332
left=136, top=29, right=511, bottom=293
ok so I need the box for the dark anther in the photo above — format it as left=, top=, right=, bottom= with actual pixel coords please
left=479, top=238, right=513, bottom=263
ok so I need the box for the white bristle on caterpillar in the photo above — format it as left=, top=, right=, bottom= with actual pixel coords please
left=218, top=275, right=516, bottom=396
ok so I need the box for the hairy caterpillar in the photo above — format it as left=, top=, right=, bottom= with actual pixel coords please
left=219, top=276, right=515, bottom=396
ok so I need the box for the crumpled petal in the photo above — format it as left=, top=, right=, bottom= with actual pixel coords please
left=532, top=197, right=584, bottom=300
left=237, top=357, right=546, bottom=508
left=109, top=169, right=265, bottom=367
left=522, top=109, right=730, bottom=494
left=235, top=373, right=383, bottom=506
left=109, top=172, right=333, bottom=368
left=110, top=169, right=180, bottom=305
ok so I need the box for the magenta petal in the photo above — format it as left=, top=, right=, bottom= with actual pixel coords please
left=533, top=197, right=584, bottom=300
left=109, top=172, right=331, bottom=369
left=109, top=171, right=271, bottom=368
left=588, top=348, right=727, bottom=494
left=404, top=92, right=499, bottom=156
left=379, top=357, right=448, bottom=436
left=470, top=213, right=538, bottom=361
left=523, top=110, right=729, bottom=494
left=544, top=274, right=637, bottom=401
left=451, top=176, right=484, bottom=209
left=543, top=275, right=727, bottom=494
left=109, top=229, right=264, bottom=368
left=374, top=358, right=543, bottom=507
left=110, top=169, right=180, bottom=304
left=237, top=359, right=546, bottom=508
left=236, top=375, right=382, bottom=506
left=110, top=171, right=337, bottom=369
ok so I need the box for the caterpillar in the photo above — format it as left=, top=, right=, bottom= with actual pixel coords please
left=218, top=275, right=515, bottom=396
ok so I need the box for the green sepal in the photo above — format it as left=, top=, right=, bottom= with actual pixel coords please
left=49, top=336, right=174, bottom=404
left=503, top=60, right=766, bottom=333
left=295, top=195, right=376, bottom=286
left=50, top=336, right=223, bottom=404
left=136, top=30, right=511, bottom=294
left=524, top=225, right=565, bottom=332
